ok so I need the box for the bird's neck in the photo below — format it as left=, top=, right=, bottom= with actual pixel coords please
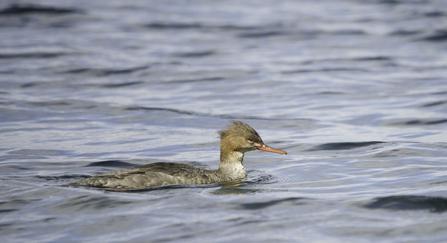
left=218, top=149, right=247, bottom=179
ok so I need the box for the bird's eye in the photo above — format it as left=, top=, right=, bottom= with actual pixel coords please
left=248, top=138, right=254, bottom=143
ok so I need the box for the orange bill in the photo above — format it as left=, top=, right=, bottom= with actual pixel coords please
left=257, top=144, right=287, bottom=155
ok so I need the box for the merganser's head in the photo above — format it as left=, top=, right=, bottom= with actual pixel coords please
left=218, top=121, right=287, bottom=155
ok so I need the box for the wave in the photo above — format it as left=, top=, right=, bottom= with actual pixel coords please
left=0, top=4, right=82, bottom=15
left=305, top=141, right=384, bottom=151
left=363, top=195, right=447, bottom=213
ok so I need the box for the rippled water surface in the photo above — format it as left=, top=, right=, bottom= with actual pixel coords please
left=1, top=0, right=447, bottom=242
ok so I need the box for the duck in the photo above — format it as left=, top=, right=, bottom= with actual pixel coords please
left=69, top=121, right=287, bottom=189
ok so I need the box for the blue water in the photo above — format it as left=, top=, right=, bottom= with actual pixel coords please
left=1, top=0, right=447, bottom=242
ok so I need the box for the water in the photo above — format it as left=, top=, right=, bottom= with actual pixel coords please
left=1, top=0, right=447, bottom=242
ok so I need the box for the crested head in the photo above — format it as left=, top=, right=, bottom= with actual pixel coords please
left=217, top=120, right=287, bottom=170
left=218, top=121, right=287, bottom=157
left=217, top=121, right=287, bottom=156
left=218, top=121, right=263, bottom=144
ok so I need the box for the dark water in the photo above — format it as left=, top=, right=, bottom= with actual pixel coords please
left=1, top=0, right=447, bottom=242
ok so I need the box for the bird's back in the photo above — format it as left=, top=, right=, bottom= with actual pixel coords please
left=69, top=162, right=223, bottom=189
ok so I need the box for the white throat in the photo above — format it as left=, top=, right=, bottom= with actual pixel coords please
left=218, top=151, right=247, bottom=179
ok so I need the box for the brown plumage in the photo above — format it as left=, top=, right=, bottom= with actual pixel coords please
left=69, top=121, right=287, bottom=189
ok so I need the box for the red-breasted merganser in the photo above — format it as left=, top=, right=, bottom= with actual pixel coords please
left=69, top=121, right=287, bottom=189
